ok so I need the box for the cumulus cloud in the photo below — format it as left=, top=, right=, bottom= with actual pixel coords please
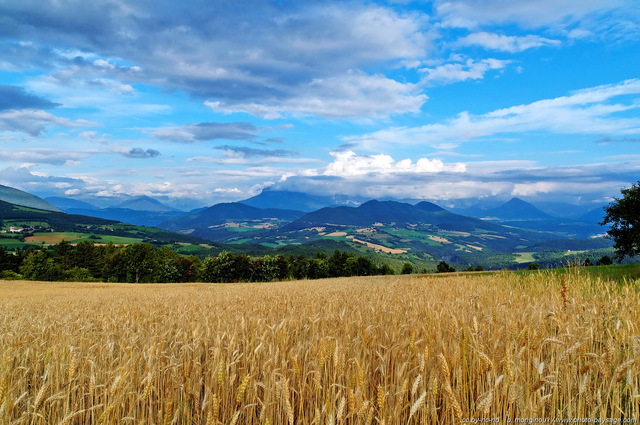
left=268, top=150, right=468, bottom=199
left=1, top=1, right=433, bottom=120
left=299, top=150, right=466, bottom=177
left=152, top=122, right=258, bottom=142
left=456, top=32, right=561, bottom=52
left=271, top=155, right=640, bottom=203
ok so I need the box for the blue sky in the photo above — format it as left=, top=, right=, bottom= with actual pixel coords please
left=0, top=0, right=639, bottom=210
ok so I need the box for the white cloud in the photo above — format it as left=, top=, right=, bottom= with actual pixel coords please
left=511, top=181, right=558, bottom=196
left=456, top=32, right=561, bottom=52
left=272, top=156, right=640, bottom=203
left=303, top=150, right=466, bottom=177
left=346, top=79, right=640, bottom=148
left=435, top=0, right=630, bottom=29
left=213, top=188, right=241, bottom=194
left=4, top=1, right=434, bottom=120
left=151, top=122, right=258, bottom=142
left=0, top=109, right=95, bottom=136
left=420, top=58, right=509, bottom=86
left=206, top=71, right=427, bottom=119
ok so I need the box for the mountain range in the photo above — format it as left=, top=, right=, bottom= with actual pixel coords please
left=161, top=202, right=304, bottom=241
left=2, top=185, right=613, bottom=269
left=46, top=195, right=187, bottom=227
left=153, top=197, right=611, bottom=268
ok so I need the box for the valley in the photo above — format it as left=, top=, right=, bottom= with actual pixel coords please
left=0, top=185, right=619, bottom=272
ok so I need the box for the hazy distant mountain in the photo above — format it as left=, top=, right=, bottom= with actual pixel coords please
left=44, top=195, right=187, bottom=226
left=533, top=201, right=596, bottom=219
left=113, top=195, right=181, bottom=212
left=0, top=184, right=61, bottom=212
left=46, top=196, right=99, bottom=211
left=65, top=207, right=187, bottom=227
left=579, top=206, right=607, bottom=224
left=484, top=197, right=554, bottom=220
left=463, top=197, right=607, bottom=238
left=240, top=190, right=359, bottom=212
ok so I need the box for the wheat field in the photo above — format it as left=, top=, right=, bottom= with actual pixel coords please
left=0, top=270, right=639, bottom=424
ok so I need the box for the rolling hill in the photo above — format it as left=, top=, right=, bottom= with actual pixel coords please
left=0, top=198, right=207, bottom=250
left=8, top=184, right=613, bottom=270
left=0, top=185, right=61, bottom=212
left=159, top=202, right=305, bottom=241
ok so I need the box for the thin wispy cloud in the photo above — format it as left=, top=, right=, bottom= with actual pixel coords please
left=152, top=122, right=259, bottom=143
left=346, top=79, right=640, bottom=148
left=456, top=32, right=561, bottom=52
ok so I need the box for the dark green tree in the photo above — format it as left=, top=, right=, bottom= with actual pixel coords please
left=53, top=240, right=75, bottom=269
left=203, top=252, right=252, bottom=283
left=252, top=255, right=279, bottom=282
left=401, top=262, right=414, bottom=274
left=0, top=246, right=21, bottom=273
left=127, top=243, right=158, bottom=283
left=73, top=240, right=103, bottom=278
left=20, top=250, right=63, bottom=281
left=307, top=258, right=329, bottom=279
left=154, top=246, right=186, bottom=282
left=328, top=250, right=352, bottom=277
left=377, top=263, right=395, bottom=275
left=436, top=260, right=455, bottom=273
left=597, top=255, right=613, bottom=266
left=345, top=256, right=377, bottom=277
left=601, top=181, right=640, bottom=260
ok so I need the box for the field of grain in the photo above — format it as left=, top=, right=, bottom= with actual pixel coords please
left=0, top=270, right=639, bottom=424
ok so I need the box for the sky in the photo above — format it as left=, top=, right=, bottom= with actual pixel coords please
left=0, top=0, right=639, bottom=210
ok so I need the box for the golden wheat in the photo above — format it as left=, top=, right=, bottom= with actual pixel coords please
left=0, top=268, right=639, bottom=424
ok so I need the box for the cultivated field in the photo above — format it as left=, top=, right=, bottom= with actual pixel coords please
left=0, top=270, right=639, bottom=424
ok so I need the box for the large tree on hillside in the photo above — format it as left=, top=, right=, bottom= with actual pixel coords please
left=601, top=181, right=640, bottom=261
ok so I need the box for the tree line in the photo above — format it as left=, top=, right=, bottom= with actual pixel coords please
left=0, top=241, right=398, bottom=283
